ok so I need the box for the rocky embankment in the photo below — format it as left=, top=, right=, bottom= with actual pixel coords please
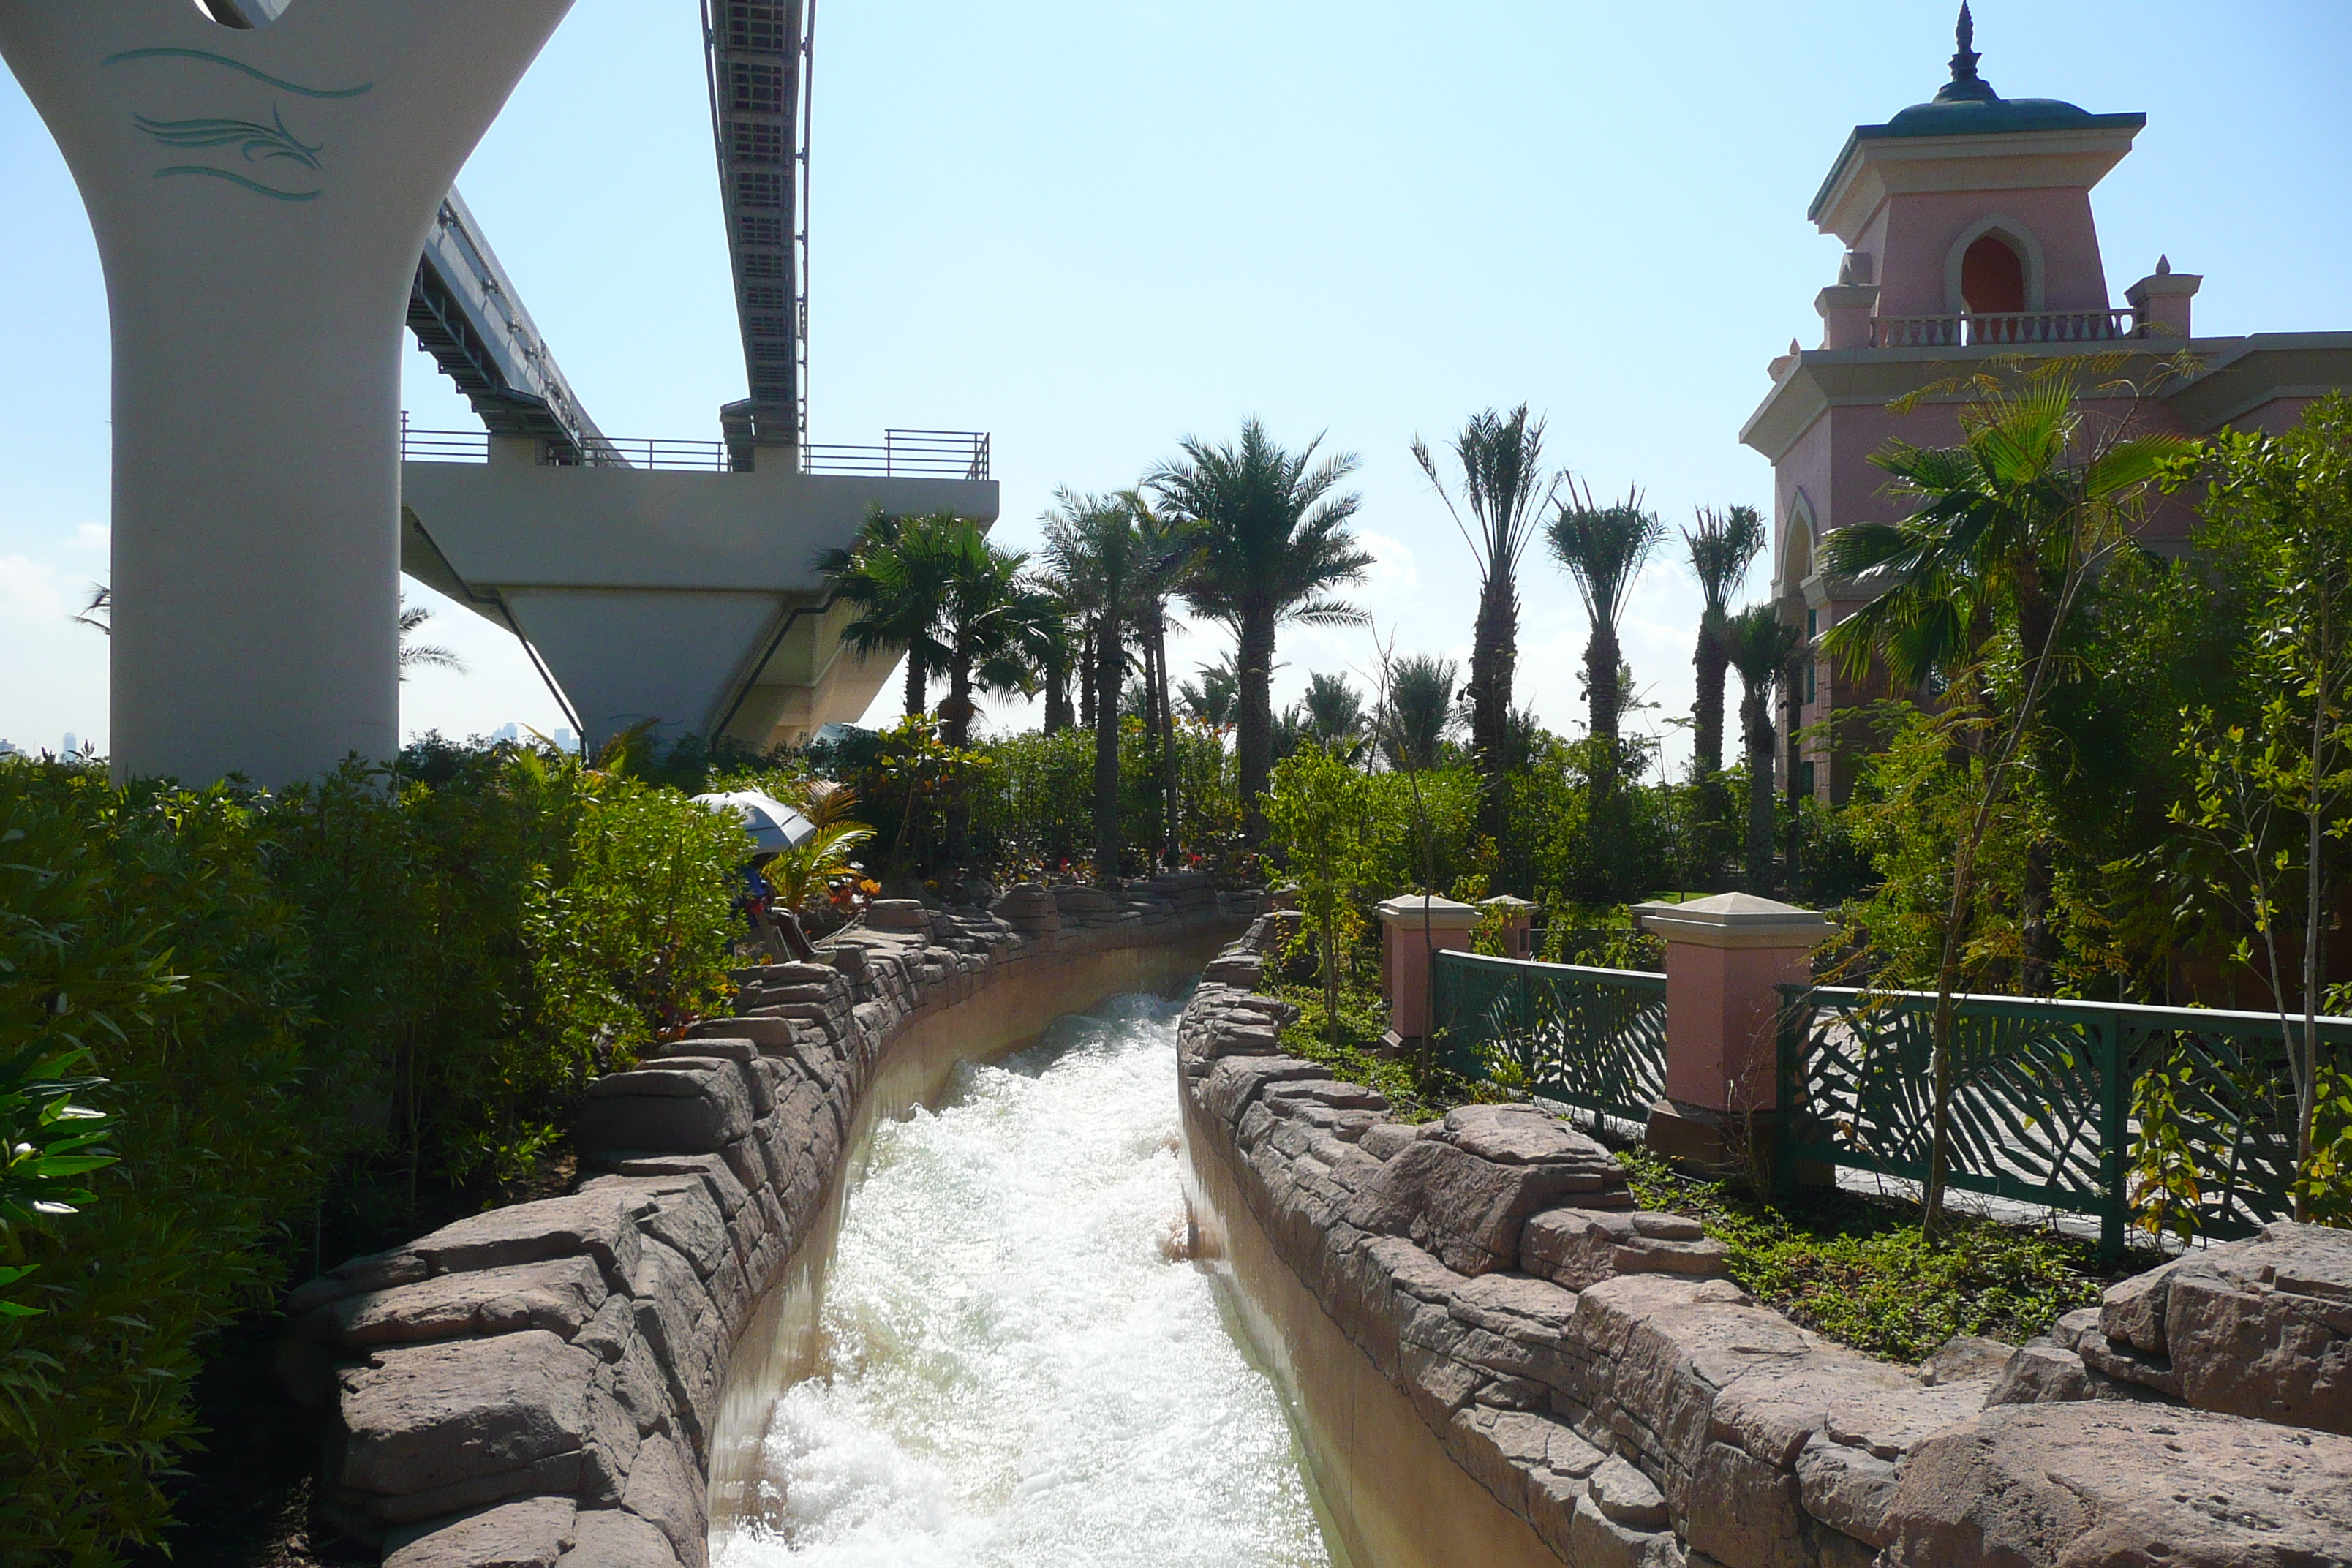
left=280, top=875, right=1254, bottom=1568
left=1180, top=918, right=2352, bottom=1568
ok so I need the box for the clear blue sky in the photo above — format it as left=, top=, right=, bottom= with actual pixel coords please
left=4, top=1, right=2347, bottom=764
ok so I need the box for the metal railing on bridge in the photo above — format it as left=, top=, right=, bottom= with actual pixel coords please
left=801, top=429, right=991, bottom=480
left=400, top=418, right=989, bottom=480
left=1431, top=950, right=1667, bottom=1126
left=1774, top=985, right=2352, bottom=1255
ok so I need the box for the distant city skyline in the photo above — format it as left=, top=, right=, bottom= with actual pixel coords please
left=4, top=1, right=2347, bottom=768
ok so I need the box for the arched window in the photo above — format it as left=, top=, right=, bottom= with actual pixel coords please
left=1960, top=235, right=2027, bottom=316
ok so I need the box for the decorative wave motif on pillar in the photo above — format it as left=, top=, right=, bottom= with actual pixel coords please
left=102, top=46, right=371, bottom=202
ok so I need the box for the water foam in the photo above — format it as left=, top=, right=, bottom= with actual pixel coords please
left=712, top=991, right=1330, bottom=1568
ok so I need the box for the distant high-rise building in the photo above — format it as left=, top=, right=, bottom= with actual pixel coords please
left=61, top=731, right=77, bottom=755
left=553, top=728, right=577, bottom=753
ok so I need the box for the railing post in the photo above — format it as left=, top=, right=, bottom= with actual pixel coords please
left=1376, top=894, right=1482, bottom=1057
left=2098, top=1017, right=2129, bottom=1262
left=1632, top=894, right=1834, bottom=1174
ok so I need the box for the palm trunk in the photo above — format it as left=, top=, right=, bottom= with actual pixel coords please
left=1470, top=572, right=1518, bottom=847
left=1093, top=611, right=1123, bottom=884
left=1743, top=682, right=1774, bottom=893
left=1044, top=655, right=1073, bottom=734
left=1237, top=609, right=1278, bottom=845
left=942, top=653, right=975, bottom=867
left=1154, top=612, right=1179, bottom=867
left=1587, top=624, right=1621, bottom=745
left=1693, top=614, right=1729, bottom=776
left=904, top=649, right=927, bottom=719
left=1079, top=622, right=1097, bottom=732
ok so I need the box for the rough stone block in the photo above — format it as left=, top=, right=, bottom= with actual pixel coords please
left=2099, top=1259, right=2177, bottom=1357
left=577, top=1063, right=754, bottom=1157
left=1797, top=1432, right=1899, bottom=1548
left=385, top=1496, right=578, bottom=1568
left=622, top=1431, right=709, bottom=1568
left=1685, top=1438, right=1812, bottom=1568
left=2163, top=1221, right=2352, bottom=1434
left=1568, top=1491, right=1681, bottom=1568
left=408, top=1191, right=649, bottom=1292
left=1918, top=1333, right=2013, bottom=1386
left=1883, top=1402, right=2352, bottom=1567
left=1349, top=1137, right=1610, bottom=1276
left=1523, top=1206, right=1727, bottom=1290
left=324, top=1257, right=608, bottom=1348
left=557, top=1508, right=682, bottom=1568
left=339, top=1330, right=595, bottom=1500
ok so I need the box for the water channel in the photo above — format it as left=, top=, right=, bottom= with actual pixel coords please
left=712, top=990, right=1334, bottom=1568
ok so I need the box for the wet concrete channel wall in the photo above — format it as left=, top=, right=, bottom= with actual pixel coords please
left=1177, top=918, right=2352, bottom=1568
left=282, top=875, right=1254, bottom=1568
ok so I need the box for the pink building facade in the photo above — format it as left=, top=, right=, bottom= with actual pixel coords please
left=1740, top=8, right=2352, bottom=802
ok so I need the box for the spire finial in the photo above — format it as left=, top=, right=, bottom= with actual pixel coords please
left=1933, top=1, right=1999, bottom=103
left=1951, top=4, right=1980, bottom=83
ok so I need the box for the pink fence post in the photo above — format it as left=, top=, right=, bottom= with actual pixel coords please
left=1376, top=894, right=1482, bottom=1055
left=1631, top=893, right=1833, bottom=1172
left=1479, top=895, right=1537, bottom=960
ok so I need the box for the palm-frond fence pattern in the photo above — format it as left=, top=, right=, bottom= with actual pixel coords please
left=1774, top=985, right=2352, bottom=1255
left=1431, top=950, right=1666, bottom=1125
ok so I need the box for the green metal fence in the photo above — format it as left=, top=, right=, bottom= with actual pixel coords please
left=1430, top=949, right=1667, bottom=1124
left=1774, top=984, right=2352, bottom=1255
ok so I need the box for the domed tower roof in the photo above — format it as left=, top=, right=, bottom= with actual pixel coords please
left=1809, top=4, right=2144, bottom=225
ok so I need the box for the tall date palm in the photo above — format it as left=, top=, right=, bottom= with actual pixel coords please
left=1150, top=419, right=1371, bottom=844
left=815, top=510, right=959, bottom=718
left=1725, top=603, right=1802, bottom=893
left=1545, top=486, right=1665, bottom=747
left=1681, top=504, right=1766, bottom=779
left=1413, top=406, right=1558, bottom=845
left=1041, top=489, right=1147, bottom=882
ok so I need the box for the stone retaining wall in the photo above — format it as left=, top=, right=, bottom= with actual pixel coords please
left=282, top=875, right=1255, bottom=1568
left=1180, top=919, right=2352, bottom=1568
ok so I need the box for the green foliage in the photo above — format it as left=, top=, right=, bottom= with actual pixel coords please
left=1617, top=1149, right=2108, bottom=1362
left=0, top=764, right=314, bottom=1562
left=0, top=746, right=748, bottom=1561
left=1265, top=746, right=1393, bottom=1042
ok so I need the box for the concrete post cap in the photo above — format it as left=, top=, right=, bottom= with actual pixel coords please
left=1376, top=894, right=1483, bottom=930
left=1631, top=893, right=1836, bottom=950
left=1477, top=894, right=1538, bottom=912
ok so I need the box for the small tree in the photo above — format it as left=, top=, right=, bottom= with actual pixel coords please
left=2168, top=396, right=2352, bottom=1220
left=1822, top=360, right=2195, bottom=1240
left=1264, top=745, right=1383, bottom=1048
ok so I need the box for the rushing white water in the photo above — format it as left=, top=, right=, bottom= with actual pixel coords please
left=712, top=990, right=1333, bottom=1568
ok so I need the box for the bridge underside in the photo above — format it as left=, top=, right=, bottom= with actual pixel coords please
left=401, top=450, right=996, bottom=750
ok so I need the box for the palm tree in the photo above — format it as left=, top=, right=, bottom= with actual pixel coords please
left=1376, top=653, right=1460, bottom=772
left=1413, top=407, right=1558, bottom=845
left=1179, top=653, right=1240, bottom=728
left=1725, top=604, right=1802, bottom=893
left=1294, top=671, right=1370, bottom=763
left=930, top=523, right=1051, bottom=748
left=1544, top=486, right=1665, bottom=746
left=1125, top=491, right=1201, bottom=867
left=1149, top=418, right=1372, bottom=843
left=399, top=601, right=466, bottom=680
left=1036, top=606, right=1080, bottom=734
left=1820, top=362, right=2193, bottom=1235
left=815, top=510, right=959, bottom=719
left=1682, top=505, right=1766, bottom=779
left=1041, top=489, right=1147, bottom=883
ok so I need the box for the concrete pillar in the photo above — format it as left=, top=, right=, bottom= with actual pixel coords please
left=1814, top=282, right=1882, bottom=350
left=2126, top=259, right=2201, bottom=340
left=1478, top=894, right=1537, bottom=960
left=1631, top=892, right=1833, bottom=1170
left=0, top=0, right=573, bottom=784
left=1376, top=894, right=1481, bottom=1054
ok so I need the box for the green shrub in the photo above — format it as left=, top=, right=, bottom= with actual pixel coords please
left=0, top=766, right=314, bottom=1561
left=0, top=747, right=748, bottom=1562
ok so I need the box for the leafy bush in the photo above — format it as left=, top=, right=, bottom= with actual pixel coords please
left=0, top=747, right=747, bottom=1562
left=0, top=766, right=314, bottom=1561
